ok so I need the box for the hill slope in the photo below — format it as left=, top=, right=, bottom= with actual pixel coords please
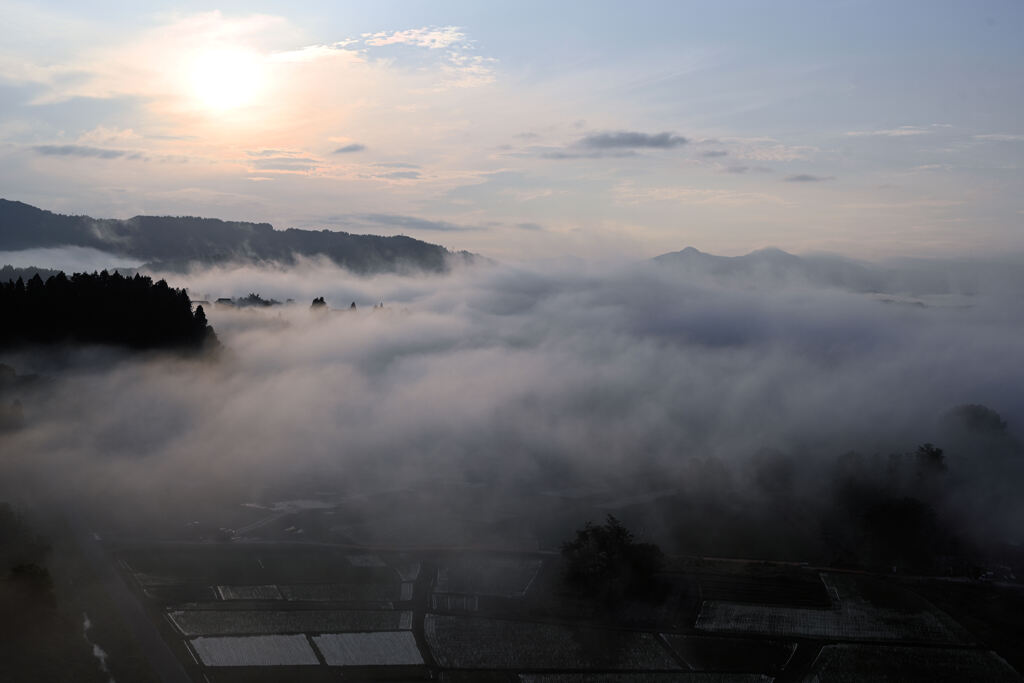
left=0, top=199, right=472, bottom=274
left=652, top=246, right=1015, bottom=296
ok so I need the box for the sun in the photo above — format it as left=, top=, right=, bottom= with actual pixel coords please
left=187, top=47, right=266, bottom=112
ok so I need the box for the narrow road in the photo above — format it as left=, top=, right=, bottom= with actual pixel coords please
left=71, top=527, right=195, bottom=683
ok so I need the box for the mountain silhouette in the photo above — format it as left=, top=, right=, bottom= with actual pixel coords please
left=651, top=246, right=1000, bottom=295
left=0, top=199, right=474, bottom=274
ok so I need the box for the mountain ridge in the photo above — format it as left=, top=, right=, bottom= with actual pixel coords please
left=651, top=245, right=1020, bottom=296
left=0, top=199, right=474, bottom=274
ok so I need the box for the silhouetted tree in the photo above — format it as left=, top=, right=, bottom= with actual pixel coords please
left=861, top=497, right=941, bottom=572
left=235, top=292, right=280, bottom=307
left=915, top=443, right=947, bottom=473
left=945, top=404, right=1008, bottom=435
left=561, top=514, right=664, bottom=603
left=0, top=270, right=219, bottom=352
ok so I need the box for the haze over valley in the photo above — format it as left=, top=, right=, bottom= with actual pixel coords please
left=2, top=2, right=1023, bottom=681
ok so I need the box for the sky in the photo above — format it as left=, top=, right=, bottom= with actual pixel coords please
left=0, top=0, right=1022, bottom=262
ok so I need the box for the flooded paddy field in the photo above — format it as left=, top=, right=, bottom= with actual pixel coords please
left=696, top=573, right=970, bottom=643
left=121, top=545, right=402, bottom=587
left=190, top=634, right=320, bottom=666
left=169, top=608, right=413, bottom=636
left=424, top=615, right=680, bottom=670
left=659, top=634, right=796, bottom=674
left=312, top=631, right=424, bottom=666
left=806, top=644, right=1021, bottom=682
left=97, top=537, right=1024, bottom=682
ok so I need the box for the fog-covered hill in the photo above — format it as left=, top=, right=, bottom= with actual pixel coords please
left=0, top=265, right=63, bottom=283
left=0, top=199, right=474, bottom=274
left=653, top=246, right=1023, bottom=297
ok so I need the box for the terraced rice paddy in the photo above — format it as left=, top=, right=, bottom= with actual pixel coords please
left=425, top=615, right=680, bottom=670
left=169, top=609, right=412, bottom=635
left=431, top=593, right=480, bottom=612
left=190, top=635, right=320, bottom=666
left=312, top=632, right=424, bottom=666
left=279, top=582, right=413, bottom=602
left=804, top=644, right=1023, bottom=682
left=660, top=634, right=795, bottom=673
left=216, top=585, right=283, bottom=600
left=436, top=556, right=543, bottom=598
left=697, top=572, right=832, bottom=609
left=142, top=584, right=216, bottom=603
left=346, top=554, right=387, bottom=568
left=696, top=574, right=968, bottom=643
left=122, top=546, right=400, bottom=585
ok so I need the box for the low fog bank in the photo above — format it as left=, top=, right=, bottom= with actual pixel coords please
left=2, top=255, right=1023, bottom=561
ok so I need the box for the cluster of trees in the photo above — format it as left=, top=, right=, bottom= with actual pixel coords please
left=219, top=292, right=283, bottom=308
left=562, top=515, right=664, bottom=603
left=651, top=404, right=1023, bottom=576
left=0, top=270, right=218, bottom=352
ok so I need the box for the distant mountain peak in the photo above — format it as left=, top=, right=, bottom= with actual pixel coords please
left=651, top=244, right=886, bottom=292
left=748, top=246, right=794, bottom=258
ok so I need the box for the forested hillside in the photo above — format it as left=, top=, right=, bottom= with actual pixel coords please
left=0, top=270, right=217, bottom=352
left=0, top=199, right=473, bottom=273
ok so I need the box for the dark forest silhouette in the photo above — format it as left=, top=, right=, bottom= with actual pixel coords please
left=0, top=270, right=218, bottom=352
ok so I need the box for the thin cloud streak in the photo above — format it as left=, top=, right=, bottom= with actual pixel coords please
left=578, top=131, right=688, bottom=149
left=785, top=174, right=835, bottom=182
left=32, top=144, right=132, bottom=159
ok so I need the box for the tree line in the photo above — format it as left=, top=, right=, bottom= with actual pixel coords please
left=0, top=270, right=218, bottom=352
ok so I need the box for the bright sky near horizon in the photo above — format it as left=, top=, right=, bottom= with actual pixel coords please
left=0, top=0, right=1022, bottom=261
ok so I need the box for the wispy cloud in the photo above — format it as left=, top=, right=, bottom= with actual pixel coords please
left=250, top=156, right=320, bottom=172
left=364, top=26, right=464, bottom=49
left=785, top=174, right=834, bottom=182
left=727, top=165, right=772, bottom=174
left=32, top=144, right=133, bottom=159
left=718, top=137, right=816, bottom=162
left=381, top=170, right=420, bottom=180
left=840, top=199, right=964, bottom=210
left=245, top=150, right=322, bottom=173
left=974, top=134, right=1024, bottom=142
left=333, top=143, right=366, bottom=154
left=701, top=150, right=728, bottom=157
left=579, top=131, right=687, bottom=150
left=269, top=41, right=359, bottom=63
left=845, top=126, right=930, bottom=137
left=359, top=25, right=495, bottom=89
left=538, top=130, right=688, bottom=160
left=540, top=149, right=636, bottom=160
left=614, top=183, right=787, bottom=206
left=438, top=52, right=497, bottom=88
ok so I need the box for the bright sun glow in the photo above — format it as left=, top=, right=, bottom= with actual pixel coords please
left=187, top=48, right=266, bottom=111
